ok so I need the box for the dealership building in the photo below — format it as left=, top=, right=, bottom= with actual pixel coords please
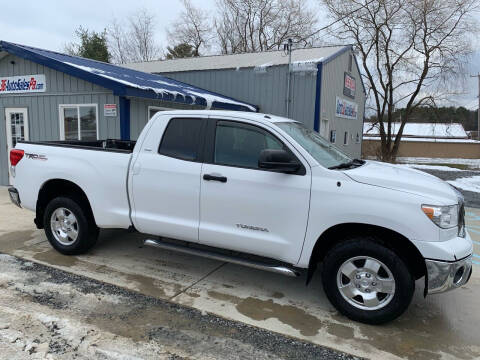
left=0, top=40, right=365, bottom=186
left=126, top=45, right=366, bottom=155
left=0, top=41, right=256, bottom=185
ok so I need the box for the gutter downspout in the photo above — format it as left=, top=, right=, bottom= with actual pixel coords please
left=313, top=62, right=323, bottom=132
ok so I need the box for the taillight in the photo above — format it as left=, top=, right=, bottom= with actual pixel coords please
left=10, top=149, right=24, bottom=166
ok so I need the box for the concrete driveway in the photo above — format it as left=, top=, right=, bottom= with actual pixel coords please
left=0, top=187, right=479, bottom=360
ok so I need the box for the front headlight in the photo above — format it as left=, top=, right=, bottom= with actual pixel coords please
left=422, top=204, right=459, bottom=229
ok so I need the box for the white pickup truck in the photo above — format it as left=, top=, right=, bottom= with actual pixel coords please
left=8, top=110, right=472, bottom=324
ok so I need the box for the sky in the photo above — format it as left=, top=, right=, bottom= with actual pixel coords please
left=0, top=0, right=479, bottom=109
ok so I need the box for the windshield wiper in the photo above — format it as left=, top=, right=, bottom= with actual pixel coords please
left=328, top=158, right=365, bottom=170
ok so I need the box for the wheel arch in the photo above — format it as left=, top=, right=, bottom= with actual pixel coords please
left=306, top=223, right=426, bottom=284
left=35, top=179, right=96, bottom=229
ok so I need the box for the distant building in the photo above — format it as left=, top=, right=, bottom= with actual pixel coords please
left=363, top=122, right=480, bottom=159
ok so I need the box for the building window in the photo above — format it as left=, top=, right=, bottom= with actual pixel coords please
left=355, top=132, right=361, bottom=143
left=148, top=106, right=173, bottom=121
left=348, top=54, right=353, bottom=72
left=59, top=104, right=98, bottom=140
left=330, top=130, right=336, bottom=143
left=344, top=131, right=349, bottom=145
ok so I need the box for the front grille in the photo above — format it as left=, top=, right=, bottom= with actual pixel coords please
left=458, top=202, right=466, bottom=238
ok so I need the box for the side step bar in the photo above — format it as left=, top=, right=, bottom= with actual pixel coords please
left=144, top=239, right=301, bottom=277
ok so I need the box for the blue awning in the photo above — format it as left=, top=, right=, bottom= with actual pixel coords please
left=0, top=41, right=258, bottom=112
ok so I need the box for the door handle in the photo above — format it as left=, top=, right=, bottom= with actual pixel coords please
left=203, top=174, right=227, bottom=183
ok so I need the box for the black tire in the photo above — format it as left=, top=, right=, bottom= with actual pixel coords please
left=321, top=237, right=415, bottom=325
left=43, top=196, right=99, bottom=255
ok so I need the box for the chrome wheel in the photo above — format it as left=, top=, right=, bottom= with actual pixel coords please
left=336, top=256, right=396, bottom=311
left=50, top=207, right=79, bottom=246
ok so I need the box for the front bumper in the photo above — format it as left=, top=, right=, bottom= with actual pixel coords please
left=8, top=187, right=21, bottom=208
left=426, top=255, right=472, bottom=294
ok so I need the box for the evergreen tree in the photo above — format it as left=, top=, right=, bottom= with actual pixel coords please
left=65, top=27, right=111, bottom=63
left=165, top=43, right=196, bottom=59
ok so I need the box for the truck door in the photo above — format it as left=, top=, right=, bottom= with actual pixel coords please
left=199, top=118, right=311, bottom=264
left=130, top=116, right=206, bottom=242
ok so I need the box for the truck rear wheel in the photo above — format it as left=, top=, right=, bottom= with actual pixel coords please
left=321, top=237, right=414, bottom=324
left=43, top=196, right=99, bottom=255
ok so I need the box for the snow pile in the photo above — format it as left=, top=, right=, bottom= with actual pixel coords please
left=398, top=164, right=463, bottom=172
left=252, top=58, right=324, bottom=75
left=448, top=176, right=480, bottom=192
left=291, top=58, right=323, bottom=74
left=254, top=62, right=273, bottom=73
left=397, top=157, right=480, bottom=169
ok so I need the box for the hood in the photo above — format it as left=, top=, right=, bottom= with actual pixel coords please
left=344, top=161, right=459, bottom=204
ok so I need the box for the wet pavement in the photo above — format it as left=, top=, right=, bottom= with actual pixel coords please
left=0, top=187, right=479, bottom=359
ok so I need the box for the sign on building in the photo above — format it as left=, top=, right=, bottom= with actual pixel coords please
left=104, top=104, right=117, bottom=117
left=336, top=96, right=358, bottom=120
left=343, top=73, right=356, bottom=99
left=0, top=74, right=46, bottom=94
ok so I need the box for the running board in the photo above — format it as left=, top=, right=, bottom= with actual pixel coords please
left=144, top=239, right=301, bottom=277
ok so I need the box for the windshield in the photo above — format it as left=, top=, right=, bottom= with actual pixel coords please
left=276, top=122, right=352, bottom=169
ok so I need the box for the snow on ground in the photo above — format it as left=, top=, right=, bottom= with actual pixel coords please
left=398, top=164, right=463, bottom=172
left=447, top=176, right=480, bottom=192
left=396, top=157, right=480, bottom=169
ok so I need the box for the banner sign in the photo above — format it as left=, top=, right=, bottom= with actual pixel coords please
left=336, top=96, right=358, bottom=120
left=343, top=72, right=356, bottom=99
left=0, top=74, right=46, bottom=94
left=104, top=104, right=117, bottom=117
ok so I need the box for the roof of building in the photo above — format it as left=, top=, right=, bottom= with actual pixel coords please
left=123, top=45, right=351, bottom=73
left=363, top=122, right=469, bottom=139
left=0, top=41, right=257, bottom=112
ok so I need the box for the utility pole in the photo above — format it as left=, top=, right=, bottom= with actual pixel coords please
left=471, top=73, right=480, bottom=140
left=284, top=38, right=293, bottom=118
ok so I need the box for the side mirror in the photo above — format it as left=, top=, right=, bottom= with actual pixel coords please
left=258, top=149, right=301, bottom=174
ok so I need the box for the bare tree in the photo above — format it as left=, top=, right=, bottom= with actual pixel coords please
left=167, top=0, right=212, bottom=57
left=322, top=0, right=479, bottom=161
left=107, top=18, right=131, bottom=64
left=215, top=0, right=319, bottom=54
left=129, top=8, right=161, bottom=62
left=107, top=8, right=161, bottom=64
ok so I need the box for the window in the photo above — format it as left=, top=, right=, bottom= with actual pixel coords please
left=330, top=130, right=336, bottom=143
left=348, top=54, right=353, bottom=72
left=148, top=106, right=172, bottom=121
left=344, top=131, right=349, bottom=145
left=355, top=132, right=361, bottom=143
left=60, top=105, right=98, bottom=140
left=214, top=121, right=285, bottom=169
left=159, top=118, right=203, bottom=161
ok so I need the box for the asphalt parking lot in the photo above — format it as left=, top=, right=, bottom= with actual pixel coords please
left=0, top=187, right=479, bottom=359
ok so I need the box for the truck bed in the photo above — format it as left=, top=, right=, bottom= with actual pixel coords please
left=19, top=139, right=137, bottom=153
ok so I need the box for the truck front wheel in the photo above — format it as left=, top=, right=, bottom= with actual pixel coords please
left=322, top=237, right=415, bottom=324
left=43, top=196, right=99, bottom=255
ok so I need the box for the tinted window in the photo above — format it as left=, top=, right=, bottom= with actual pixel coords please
left=214, top=121, right=285, bottom=169
left=159, top=118, right=203, bottom=161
